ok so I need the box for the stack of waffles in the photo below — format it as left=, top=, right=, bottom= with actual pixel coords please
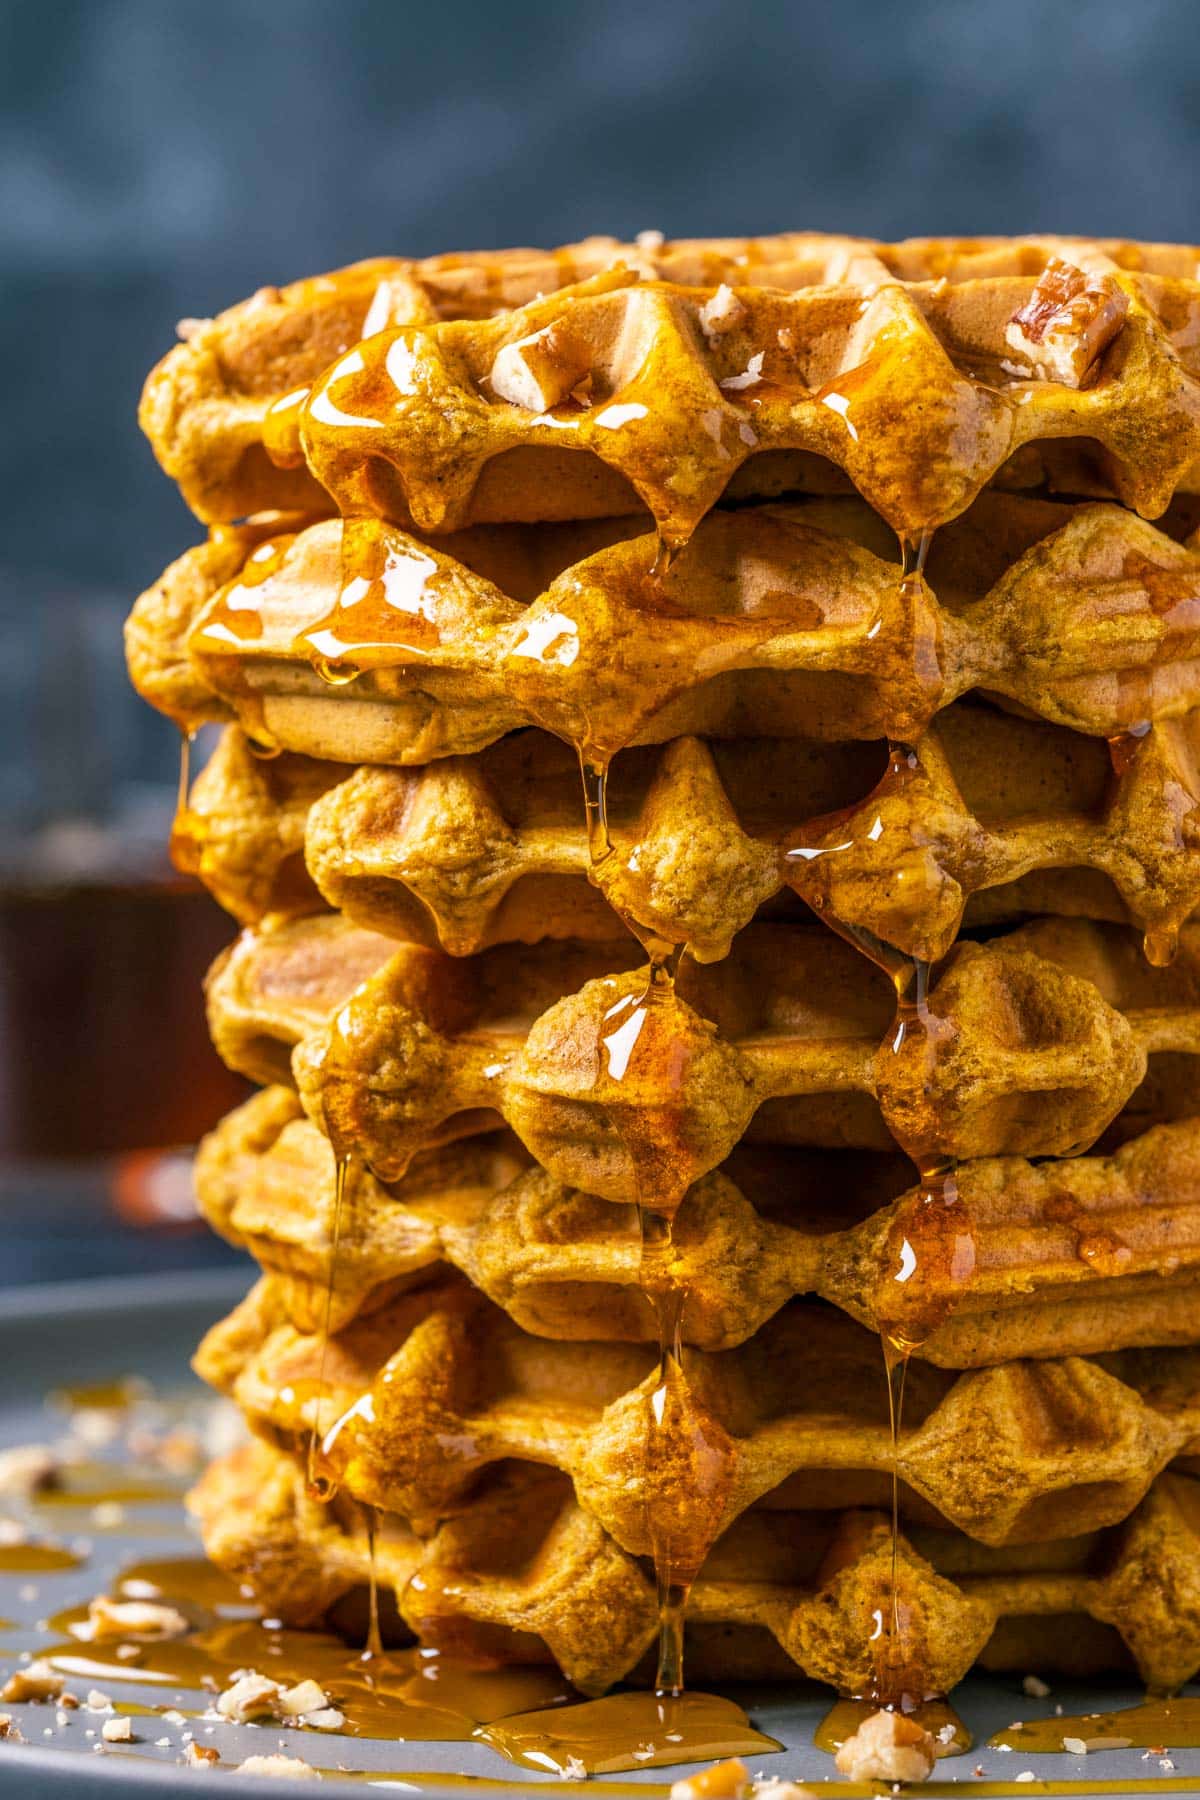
left=126, top=233, right=1200, bottom=1710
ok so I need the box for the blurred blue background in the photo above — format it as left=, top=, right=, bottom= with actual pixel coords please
left=4, top=0, right=1198, bottom=607
left=1, top=0, right=1195, bottom=1276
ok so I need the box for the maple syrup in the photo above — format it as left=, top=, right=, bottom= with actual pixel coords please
left=0, top=1541, right=82, bottom=1574
left=991, top=1695, right=1200, bottom=1753
left=33, top=1463, right=184, bottom=1508
left=306, top=1151, right=352, bottom=1502
left=363, top=1502, right=384, bottom=1661
left=298, top=516, right=444, bottom=682
left=476, top=1689, right=778, bottom=1776
left=42, top=1562, right=573, bottom=1740
left=571, top=735, right=736, bottom=1703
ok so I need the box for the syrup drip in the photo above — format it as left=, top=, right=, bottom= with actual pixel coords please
left=363, top=1501, right=383, bottom=1661
left=872, top=962, right=971, bottom=1707
left=899, top=528, right=933, bottom=586
left=651, top=534, right=679, bottom=581
left=640, top=1203, right=687, bottom=1698
left=175, top=729, right=193, bottom=820
left=574, top=742, right=726, bottom=1702
left=883, top=1339, right=908, bottom=1647
left=306, top=1153, right=351, bottom=1503
left=576, top=752, right=685, bottom=971
left=782, top=525, right=977, bottom=1711
left=579, top=753, right=613, bottom=866
left=1107, top=721, right=1152, bottom=781
left=1144, top=924, right=1180, bottom=969
left=169, top=728, right=207, bottom=877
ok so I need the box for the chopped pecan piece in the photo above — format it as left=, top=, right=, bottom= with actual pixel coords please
left=835, top=1708, right=936, bottom=1783
left=489, top=321, right=592, bottom=412
left=1004, top=256, right=1128, bottom=386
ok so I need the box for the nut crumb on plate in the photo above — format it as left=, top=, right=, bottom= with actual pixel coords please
left=300, top=1707, right=345, bottom=1732
left=0, top=1445, right=61, bottom=1497
left=101, top=1716, right=133, bottom=1742
left=2, top=1660, right=67, bottom=1702
left=277, top=1679, right=329, bottom=1718
left=216, top=1672, right=286, bottom=1722
left=184, top=1740, right=220, bottom=1768
left=236, top=1753, right=321, bottom=1780
left=86, top=1595, right=189, bottom=1640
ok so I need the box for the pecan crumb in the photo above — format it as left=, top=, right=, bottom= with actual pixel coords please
left=236, top=1753, right=321, bottom=1780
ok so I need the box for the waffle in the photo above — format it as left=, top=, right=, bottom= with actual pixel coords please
left=192, top=1439, right=1200, bottom=1698
left=142, top=233, right=873, bottom=525
left=197, top=1269, right=1200, bottom=1550
left=184, top=703, right=1200, bottom=965
left=205, top=910, right=1200, bottom=1200
left=137, top=229, right=1200, bottom=1722
left=173, top=729, right=347, bottom=923
left=126, top=491, right=1200, bottom=767
left=196, top=1091, right=1200, bottom=1367
left=141, top=234, right=1200, bottom=539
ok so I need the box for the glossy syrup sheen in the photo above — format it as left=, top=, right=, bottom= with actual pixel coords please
left=0, top=1541, right=84, bottom=1573
left=991, top=1696, right=1200, bottom=1753
left=477, top=1690, right=779, bottom=1775
left=36, top=1559, right=780, bottom=1772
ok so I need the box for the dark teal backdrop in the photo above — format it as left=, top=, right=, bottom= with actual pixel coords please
left=4, top=0, right=1197, bottom=601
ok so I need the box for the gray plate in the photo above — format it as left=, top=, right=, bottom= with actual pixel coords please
left=0, top=1270, right=1195, bottom=1798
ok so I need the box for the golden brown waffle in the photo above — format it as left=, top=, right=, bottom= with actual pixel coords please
left=185, top=704, right=1200, bottom=965
left=205, top=912, right=1200, bottom=1201
left=142, top=233, right=874, bottom=524
left=123, top=513, right=314, bottom=728
left=127, top=492, right=1200, bottom=766
left=197, top=1272, right=1200, bottom=1549
left=173, top=729, right=348, bottom=923
left=192, top=1439, right=1200, bottom=1697
left=204, top=911, right=398, bottom=1089
left=141, top=234, right=1200, bottom=538
left=196, top=1092, right=1200, bottom=1366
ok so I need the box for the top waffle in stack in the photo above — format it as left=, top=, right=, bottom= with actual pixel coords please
left=128, top=231, right=1200, bottom=1703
